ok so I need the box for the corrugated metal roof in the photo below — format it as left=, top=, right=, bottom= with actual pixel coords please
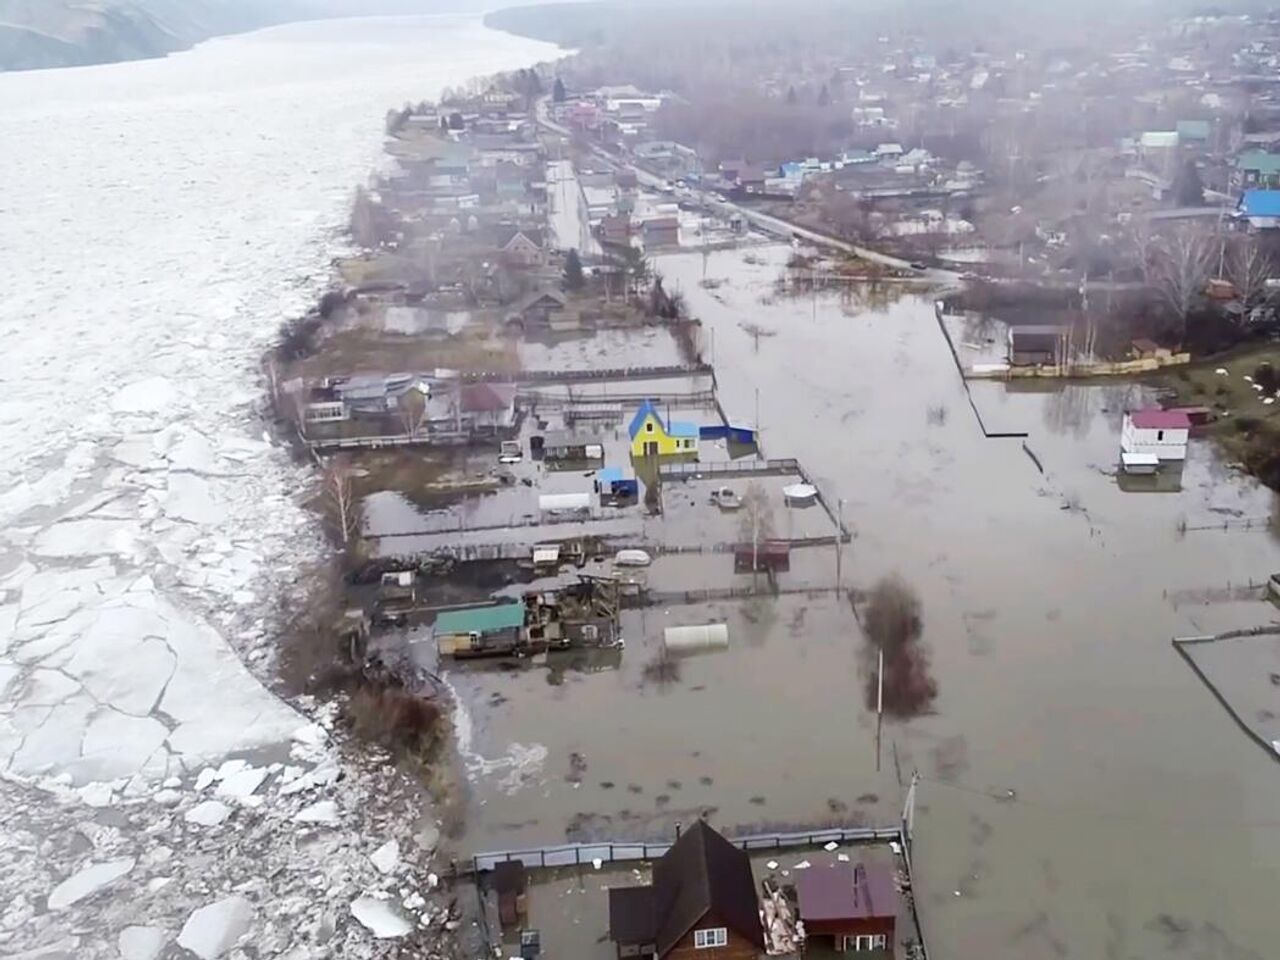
left=795, top=861, right=896, bottom=922
left=1239, top=189, right=1280, bottom=218
left=1236, top=151, right=1280, bottom=174
left=1129, top=409, right=1191, bottom=429
left=434, top=603, right=524, bottom=635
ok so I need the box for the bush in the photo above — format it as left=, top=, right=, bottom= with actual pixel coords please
left=1255, top=362, right=1279, bottom=395
left=1234, top=415, right=1261, bottom=434
left=345, top=686, right=444, bottom=757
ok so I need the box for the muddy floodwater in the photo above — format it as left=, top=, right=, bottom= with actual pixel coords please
left=449, top=244, right=1280, bottom=957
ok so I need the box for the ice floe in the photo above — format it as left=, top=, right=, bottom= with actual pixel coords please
left=177, top=896, right=252, bottom=959
left=47, top=857, right=136, bottom=910
left=350, top=896, right=412, bottom=938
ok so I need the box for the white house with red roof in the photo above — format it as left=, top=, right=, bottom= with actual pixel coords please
left=1121, top=408, right=1190, bottom=462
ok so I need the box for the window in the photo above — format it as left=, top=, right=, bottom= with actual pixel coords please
left=1157, top=429, right=1164, bottom=441
left=841, top=935, right=885, bottom=952
left=646, top=421, right=654, bottom=433
left=693, top=927, right=728, bottom=949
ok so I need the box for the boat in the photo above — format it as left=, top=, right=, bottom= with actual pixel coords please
left=614, top=548, right=652, bottom=567
left=782, top=482, right=818, bottom=504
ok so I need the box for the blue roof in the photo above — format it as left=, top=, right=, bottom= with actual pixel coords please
left=1239, top=190, right=1280, bottom=217
left=435, top=602, right=524, bottom=635
left=597, top=466, right=624, bottom=483
left=1177, top=119, right=1210, bottom=140
left=628, top=399, right=662, bottom=439
left=669, top=421, right=699, bottom=438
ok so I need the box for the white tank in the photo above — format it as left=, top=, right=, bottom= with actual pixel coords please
left=663, top=622, right=730, bottom=655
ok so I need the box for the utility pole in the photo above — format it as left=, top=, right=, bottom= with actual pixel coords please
left=751, top=509, right=759, bottom=592
left=875, top=646, right=884, bottom=772
left=835, top=497, right=844, bottom=591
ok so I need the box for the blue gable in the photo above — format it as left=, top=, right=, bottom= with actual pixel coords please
left=628, top=399, right=663, bottom=439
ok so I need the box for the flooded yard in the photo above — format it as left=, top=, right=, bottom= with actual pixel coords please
left=443, top=242, right=1280, bottom=958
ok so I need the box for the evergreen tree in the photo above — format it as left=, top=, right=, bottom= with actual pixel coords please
left=553, top=77, right=567, bottom=102
left=563, top=248, right=586, bottom=291
left=1173, top=158, right=1205, bottom=206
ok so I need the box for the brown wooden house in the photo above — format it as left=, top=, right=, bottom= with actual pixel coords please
left=609, top=821, right=763, bottom=960
left=794, top=861, right=896, bottom=955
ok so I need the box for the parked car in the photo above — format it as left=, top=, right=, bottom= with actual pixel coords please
left=709, top=486, right=742, bottom=510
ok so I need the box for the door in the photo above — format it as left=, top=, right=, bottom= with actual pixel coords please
left=644, top=441, right=659, bottom=456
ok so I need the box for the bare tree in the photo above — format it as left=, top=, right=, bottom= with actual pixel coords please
left=738, top=481, right=775, bottom=588
left=737, top=481, right=776, bottom=542
left=1226, top=236, right=1275, bottom=319
left=396, top=388, right=427, bottom=439
left=323, top=454, right=359, bottom=547
left=1147, top=226, right=1215, bottom=339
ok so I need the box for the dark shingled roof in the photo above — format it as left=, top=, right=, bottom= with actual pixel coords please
left=609, top=886, right=657, bottom=944
left=653, top=821, right=763, bottom=956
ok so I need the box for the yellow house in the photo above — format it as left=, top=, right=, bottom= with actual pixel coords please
left=628, top=399, right=699, bottom=457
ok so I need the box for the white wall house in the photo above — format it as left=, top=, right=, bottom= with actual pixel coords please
left=1121, top=409, right=1191, bottom=460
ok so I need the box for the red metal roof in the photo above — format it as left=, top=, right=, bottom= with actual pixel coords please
left=1129, top=409, right=1191, bottom=430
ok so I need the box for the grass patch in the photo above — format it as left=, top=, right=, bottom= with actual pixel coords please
left=285, top=328, right=520, bottom=380
left=1163, top=342, right=1280, bottom=490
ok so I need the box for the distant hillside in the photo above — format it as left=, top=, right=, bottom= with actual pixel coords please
left=0, top=0, right=502, bottom=72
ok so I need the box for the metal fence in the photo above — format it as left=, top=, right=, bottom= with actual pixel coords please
left=659, top=458, right=801, bottom=480
left=468, top=823, right=902, bottom=874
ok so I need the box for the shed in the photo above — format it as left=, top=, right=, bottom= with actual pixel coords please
left=794, top=861, right=896, bottom=954
left=1007, top=324, right=1067, bottom=366
left=542, top=430, right=604, bottom=462
left=596, top=466, right=640, bottom=502
left=733, top=540, right=791, bottom=573
left=435, top=602, right=526, bottom=658
left=492, top=861, right=528, bottom=927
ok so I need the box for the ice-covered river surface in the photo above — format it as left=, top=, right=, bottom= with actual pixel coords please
left=0, top=16, right=558, bottom=958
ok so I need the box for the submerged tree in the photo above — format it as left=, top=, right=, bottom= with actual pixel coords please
left=861, top=575, right=937, bottom=718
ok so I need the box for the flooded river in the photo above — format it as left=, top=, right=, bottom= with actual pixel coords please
left=452, top=244, right=1280, bottom=957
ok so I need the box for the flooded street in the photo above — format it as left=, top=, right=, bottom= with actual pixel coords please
left=449, top=242, right=1280, bottom=957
